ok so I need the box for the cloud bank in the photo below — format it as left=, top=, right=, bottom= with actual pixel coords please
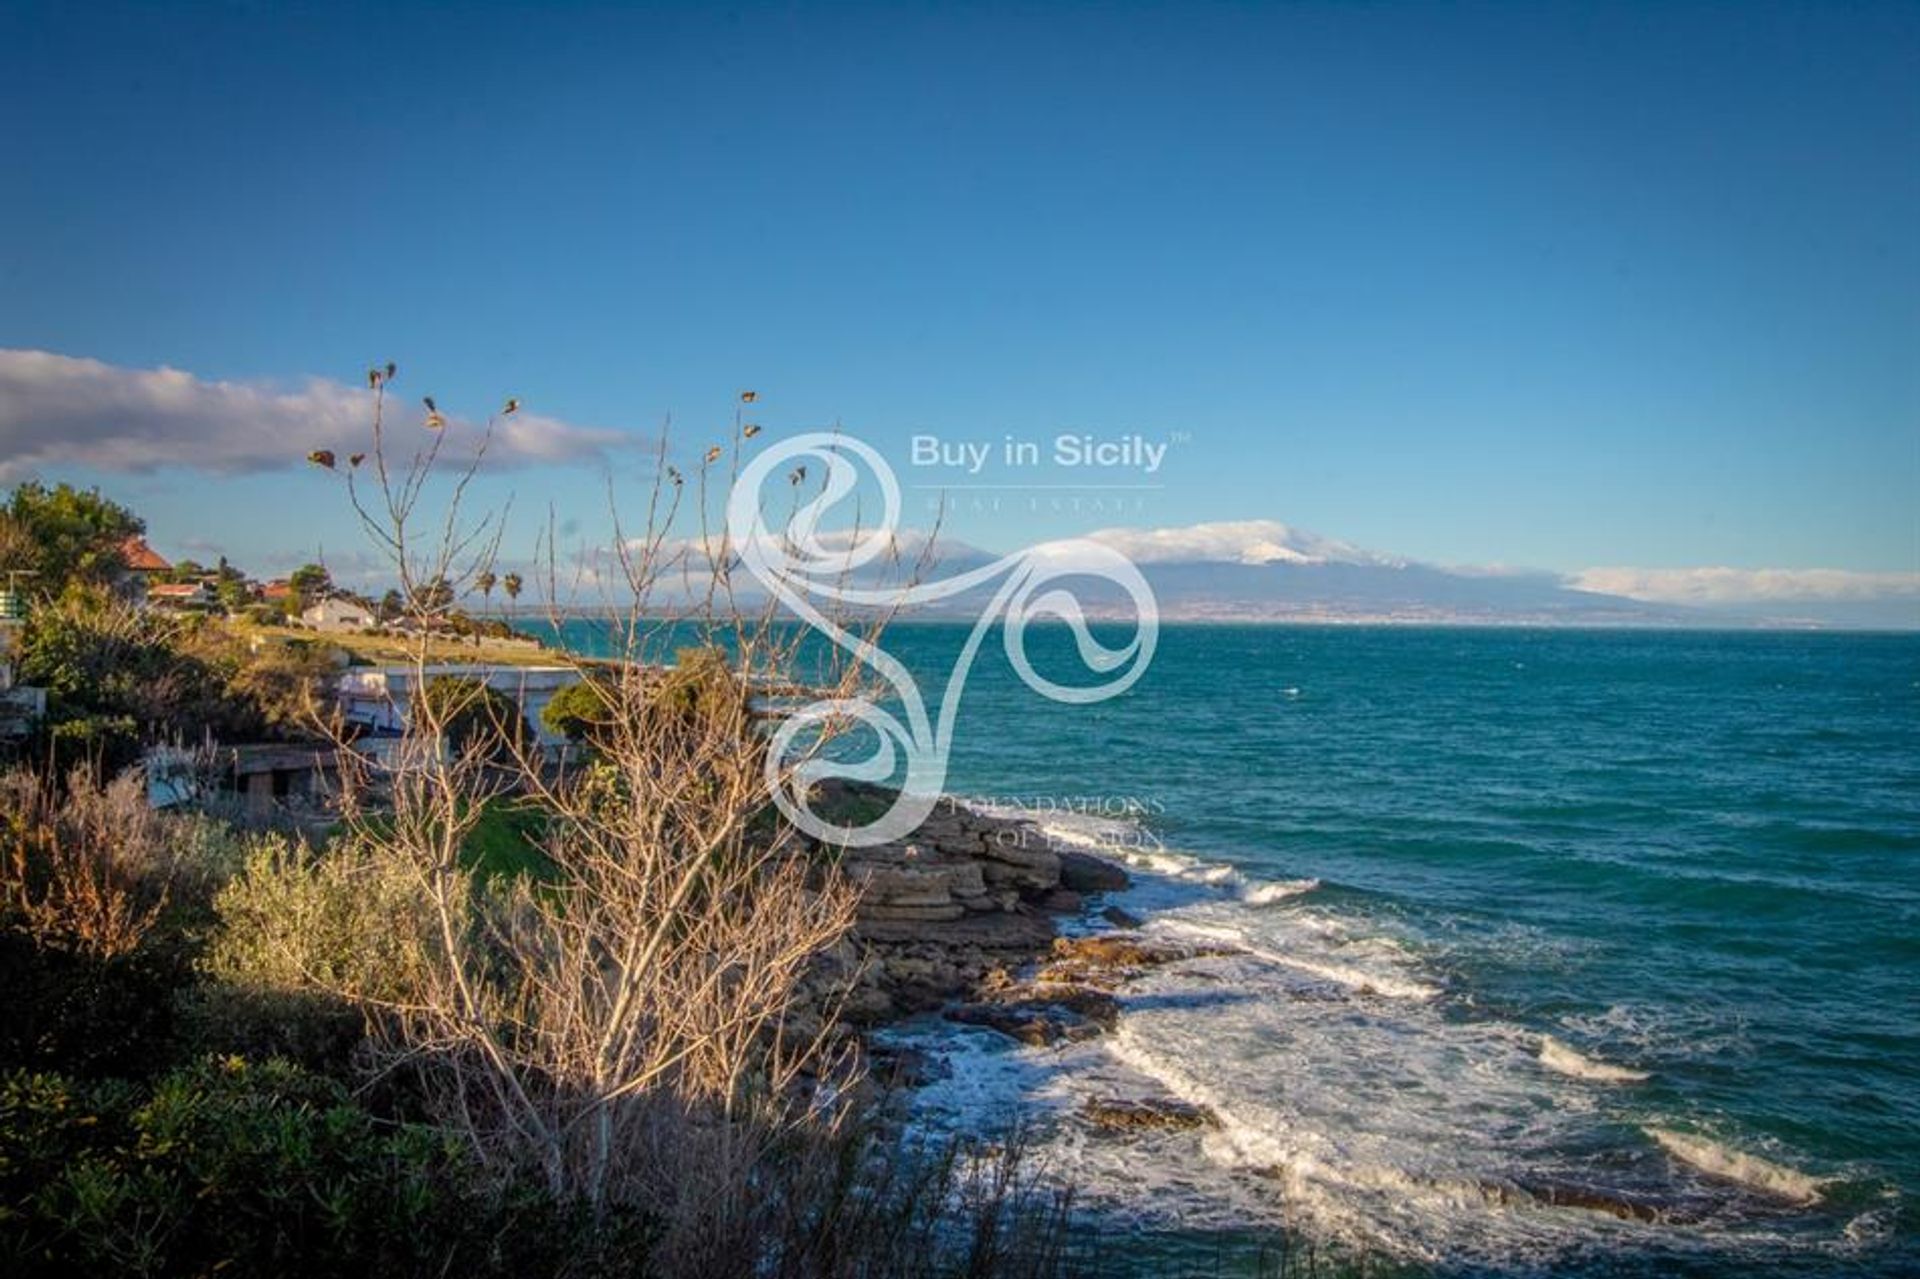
left=1570, top=566, right=1920, bottom=606
left=0, top=349, right=631, bottom=479
left=1072, top=518, right=1914, bottom=610
left=1082, top=519, right=1400, bottom=567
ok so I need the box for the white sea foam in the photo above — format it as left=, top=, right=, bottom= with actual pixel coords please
left=1538, top=1035, right=1650, bottom=1083
left=1289, top=955, right=1440, bottom=1001
left=1153, top=916, right=1443, bottom=1001
left=1562, top=1001, right=1752, bottom=1064
left=969, top=797, right=1325, bottom=911
left=1646, top=1128, right=1828, bottom=1204
left=933, top=797, right=1858, bottom=1267
left=1092, top=982, right=1642, bottom=1262
left=1243, top=945, right=1442, bottom=1001
left=1241, top=877, right=1322, bottom=905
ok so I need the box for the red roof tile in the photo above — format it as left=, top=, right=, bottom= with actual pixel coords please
left=119, top=537, right=171, bottom=572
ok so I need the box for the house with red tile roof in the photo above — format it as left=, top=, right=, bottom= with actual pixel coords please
left=119, top=536, right=171, bottom=574
left=112, top=536, right=175, bottom=607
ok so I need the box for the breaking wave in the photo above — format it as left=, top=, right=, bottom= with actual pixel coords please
left=1647, top=1128, right=1830, bottom=1205
left=964, top=797, right=1324, bottom=909
left=1539, top=1035, right=1651, bottom=1083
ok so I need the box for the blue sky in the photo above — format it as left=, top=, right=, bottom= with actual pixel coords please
left=1, top=1, right=1915, bottom=600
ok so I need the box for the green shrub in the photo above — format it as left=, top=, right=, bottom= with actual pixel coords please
left=0, top=932, right=187, bottom=1078
left=16, top=590, right=267, bottom=772
left=181, top=838, right=434, bottom=1072
left=654, top=645, right=749, bottom=728
left=223, top=641, right=339, bottom=735
left=414, top=676, right=531, bottom=762
left=0, top=1057, right=656, bottom=1278
left=541, top=675, right=613, bottom=742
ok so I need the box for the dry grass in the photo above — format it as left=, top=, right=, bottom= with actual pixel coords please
left=240, top=621, right=558, bottom=668
left=0, top=768, right=176, bottom=958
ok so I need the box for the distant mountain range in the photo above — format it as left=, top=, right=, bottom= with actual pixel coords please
left=873, top=520, right=1916, bottom=629
left=1088, top=560, right=1690, bottom=625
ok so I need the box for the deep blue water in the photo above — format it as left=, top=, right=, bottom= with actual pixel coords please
left=549, top=621, right=1920, bottom=1273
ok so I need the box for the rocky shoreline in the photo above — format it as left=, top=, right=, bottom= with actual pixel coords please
left=788, top=783, right=1228, bottom=1130
left=797, top=793, right=1773, bottom=1236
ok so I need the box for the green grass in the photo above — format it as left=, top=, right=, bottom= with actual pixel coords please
left=460, top=800, right=556, bottom=882
left=336, top=798, right=557, bottom=883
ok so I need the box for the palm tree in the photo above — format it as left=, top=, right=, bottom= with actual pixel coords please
left=472, top=570, right=499, bottom=647
left=502, top=572, right=523, bottom=608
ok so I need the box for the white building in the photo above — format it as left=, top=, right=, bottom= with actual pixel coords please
left=0, top=592, right=46, bottom=737
left=302, top=596, right=378, bottom=632
left=148, top=581, right=215, bottom=611
left=335, top=664, right=584, bottom=748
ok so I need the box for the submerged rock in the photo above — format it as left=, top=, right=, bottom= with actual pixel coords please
left=1035, top=932, right=1242, bottom=988
left=867, top=1044, right=952, bottom=1089
left=1082, top=1097, right=1219, bottom=1133
left=1489, top=1178, right=1702, bottom=1226
left=1059, top=850, right=1131, bottom=893
left=1039, top=888, right=1085, bottom=913
left=945, top=1000, right=1105, bottom=1047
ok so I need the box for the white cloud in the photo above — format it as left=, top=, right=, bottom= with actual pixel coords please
left=1572, top=566, right=1920, bottom=605
left=1081, top=519, right=1399, bottom=567
left=0, top=349, right=631, bottom=479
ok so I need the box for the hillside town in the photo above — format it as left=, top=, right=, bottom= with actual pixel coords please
left=0, top=482, right=571, bottom=814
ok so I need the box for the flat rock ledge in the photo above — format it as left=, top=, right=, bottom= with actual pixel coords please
left=786, top=785, right=1247, bottom=1067
left=789, top=783, right=1135, bottom=1026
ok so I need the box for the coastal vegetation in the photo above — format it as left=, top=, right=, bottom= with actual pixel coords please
left=0, top=400, right=1159, bottom=1277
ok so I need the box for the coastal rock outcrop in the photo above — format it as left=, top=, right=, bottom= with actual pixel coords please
left=789, top=783, right=1134, bottom=1025
left=944, top=966, right=1124, bottom=1046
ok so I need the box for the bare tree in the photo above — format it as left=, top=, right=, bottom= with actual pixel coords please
left=294, top=370, right=928, bottom=1261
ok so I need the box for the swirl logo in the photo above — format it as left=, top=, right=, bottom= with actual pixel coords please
left=727, top=432, right=1158, bottom=847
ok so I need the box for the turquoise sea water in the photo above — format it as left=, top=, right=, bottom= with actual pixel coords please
left=549, top=621, right=1920, bottom=1274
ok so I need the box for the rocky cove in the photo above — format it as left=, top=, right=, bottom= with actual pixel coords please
left=784, top=784, right=1783, bottom=1244
left=787, top=783, right=1228, bottom=1133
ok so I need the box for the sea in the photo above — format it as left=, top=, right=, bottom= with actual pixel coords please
left=543, top=620, right=1920, bottom=1276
